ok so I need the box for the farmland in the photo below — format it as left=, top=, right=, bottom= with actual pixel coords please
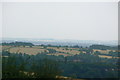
left=1, top=44, right=119, bottom=59
left=1, top=42, right=119, bottom=79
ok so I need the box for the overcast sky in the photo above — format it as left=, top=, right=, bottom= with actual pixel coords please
left=2, top=2, right=118, bottom=40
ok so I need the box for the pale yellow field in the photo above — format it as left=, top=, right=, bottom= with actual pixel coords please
left=1, top=46, right=13, bottom=51
left=98, top=55, right=120, bottom=59
left=1, top=46, right=81, bottom=56
left=5, top=47, right=48, bottom=55
left=47, top=47, right=80, bottom=55
left=1, top=46, right=118, bottom=58
left=93, top=49, right=115, bottom=54
left=98, top=55, right=113, bottom=58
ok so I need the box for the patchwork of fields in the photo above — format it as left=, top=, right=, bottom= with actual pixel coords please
left=1, top=42, right=119, bottom=78
left=1, top=45, right=119, bottom=59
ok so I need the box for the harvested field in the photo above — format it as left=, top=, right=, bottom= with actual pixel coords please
left=8, top=47, right=48, bottom=55
left=2, top=46, right=118, bottom=58
left=93, top=49, right=113, bottom=54
left=47, top=47, right=80, bottom=55
left=1, top=46, right=13, bottom=51
left=98, top=55, right=113, bottom=58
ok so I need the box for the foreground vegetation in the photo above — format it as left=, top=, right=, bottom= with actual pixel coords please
left=1, top=42, right=120, bottom=79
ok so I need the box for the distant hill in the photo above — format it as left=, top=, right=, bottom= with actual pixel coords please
left=2, top=42, right=34, bottom=46
left=90, top=44, right=118, bottom=50
left=1, top=38, right=118, bottom=47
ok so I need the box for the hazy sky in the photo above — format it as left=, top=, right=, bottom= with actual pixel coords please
left=2, top=2, right=118, bottom=40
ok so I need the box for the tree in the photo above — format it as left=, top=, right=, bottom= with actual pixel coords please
left=32, top=58, right=61, bottom=78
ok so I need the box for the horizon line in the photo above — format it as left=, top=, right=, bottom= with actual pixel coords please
left=1, top=37, right=118, bottom=41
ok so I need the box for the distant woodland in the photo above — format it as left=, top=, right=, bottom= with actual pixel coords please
left=1, top=42, right=119, bottom=79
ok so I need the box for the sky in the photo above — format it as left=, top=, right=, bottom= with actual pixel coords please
left=1, top=2, right=118, bottom=40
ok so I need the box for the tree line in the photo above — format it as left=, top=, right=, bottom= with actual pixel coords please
left=2, top=51, right=119, bottom=79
